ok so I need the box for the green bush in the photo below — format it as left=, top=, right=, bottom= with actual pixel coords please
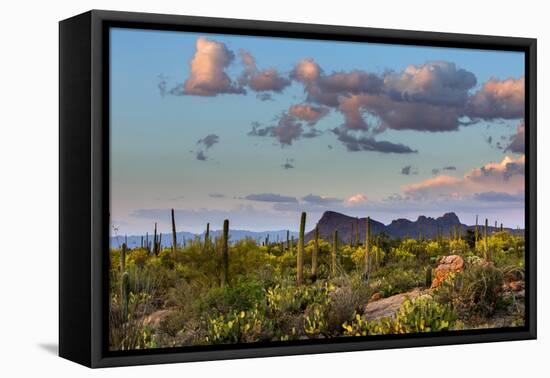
left=197, top=278, right=265, bottom=316
left=203, top=306, right=275, bottom=344
left=435, top=261, right=504, bottom=317
left=342, top=294, right=457, bottom=336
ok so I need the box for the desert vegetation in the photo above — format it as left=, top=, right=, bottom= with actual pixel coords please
left=109, top=210, right=525, bottom=350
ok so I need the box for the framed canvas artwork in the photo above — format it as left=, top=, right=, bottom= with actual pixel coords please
left=59, top=10, right=536, bottom=367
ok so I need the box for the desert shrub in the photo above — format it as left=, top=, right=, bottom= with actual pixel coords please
left=391, top=294, right=457, bottom=333
left=127, top=249, right=148, bottom=269
left=303, top=304, right=328, bottom=337
left=391, top=246, right=415, bottom=262
left=159, top=310, right=188, bottom=338
left=109, top=291, right=156, bottom=350
left=449, top=239, right=468, bottom=254
left=266, top=282, right=330, bottom=315
left=459, top=262, right=504, bottom=316
left=326, top=285, right=367, bottom=334
left=158, top=249, right=175, bottom=269
left=203, top=306, right=275, bottom=344
left=342, top=294, right=457, bottom=336
left=435, top=261, right=504, bottom=317
left=425, top=241, right=444, bottom=258
left=197, top=278, right=265, bottom=316
left=230, top=238, right=276, bottom=278
left=370, top=268, right=422, bottom=298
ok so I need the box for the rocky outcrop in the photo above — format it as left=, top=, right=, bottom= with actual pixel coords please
left=430, top=255, right=465, bottom=289
left=364, top=288, right=422, bottom=321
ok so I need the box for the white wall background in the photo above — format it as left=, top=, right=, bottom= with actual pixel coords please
left=0, top=0, right=546, bottom=376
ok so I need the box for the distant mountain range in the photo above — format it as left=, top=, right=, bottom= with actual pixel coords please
left=110, top=211, right=523, bottom=248
left=110, top=229, right=299, bottom=248
left=306, top=211, right=523, bottom=242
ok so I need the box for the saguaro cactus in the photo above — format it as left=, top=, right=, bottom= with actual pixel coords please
left=425, top=266, right=432, bottom=288
left=297, top=212, right=306, bottom=286
left=145, top=232, right=149, bottom=254
left=205, top=222, right=210, bottom=247
left=171, top=209, right=177, bottom=255
left=363, top=217, right=371, bottom=278
left=153, top=223, right=158, bottom=255
left=355, top=217, right=359, bottom=248
left=483, top=218, right=489, bottom=261
left=475, top=215, right=479, bottom=244
left=286, top=230, right=290, bottom=252
left=500, top=223, right=503, bottom=232
left=290, top=236, right=294, bottom=254
left=221, top=219, right=229, bottom=286
left=311, top=224, right=319, bottom=282
left=120, top=243, right=127, bottom=273
left=331, top=230, right=338, bottom=277
left=121, top=271, right=130, bottom=321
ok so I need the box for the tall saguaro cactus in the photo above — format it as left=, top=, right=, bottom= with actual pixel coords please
left=121, top=271, right=130, bottom=321
left=120, top=242, right=127, bottom=273
left=153, top=223, right=158, bottom=255
left=355, top=217, right=360, bottom=247
left=171, top=209, right=177, bottom=255
left=483, top=218, right=489, bottom=261
left=311, top=224, right=319, bottom=282
left=475, top=215, right=479, bottom=245
left=205, top=222, right=210, bottom=247
left=221, top=219, right=229, bottom=287
left=297, top=212, right=306, bottom=286
left=363, top=217, right=371, bottom=278
left=425, top=266, right=432, bottom=288
left=331, top=230, right=338, bottom=277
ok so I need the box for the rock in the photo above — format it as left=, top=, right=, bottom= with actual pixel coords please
left=503, top=280, right=525, bottom=292
left=431, top=255, right=464, bottom=289
left=369, top=292, right=382, bottom=302
left=364, top=288, right=421, bottom=321
left=142, top=309, right=174, bottom=328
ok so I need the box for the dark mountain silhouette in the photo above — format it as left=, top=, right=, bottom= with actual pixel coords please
left=306, top=211, right=523, bottom=242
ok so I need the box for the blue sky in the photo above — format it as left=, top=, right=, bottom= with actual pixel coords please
left=110, top=27, right=525, bottom=235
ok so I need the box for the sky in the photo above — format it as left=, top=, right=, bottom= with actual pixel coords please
left=110, top=27, right=526, bottom=235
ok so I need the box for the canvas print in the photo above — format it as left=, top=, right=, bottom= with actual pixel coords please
left=109, top=27, right=526, bottom=351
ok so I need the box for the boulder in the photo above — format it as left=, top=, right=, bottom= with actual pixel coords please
left=364, top=288, right=421, bottom=321
left=142, top=309, right=174, bottom=328
left=430, top=255, right=464, bottom=289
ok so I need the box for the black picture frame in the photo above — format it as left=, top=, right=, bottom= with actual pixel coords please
left=59, top=9, right=537, bottom=368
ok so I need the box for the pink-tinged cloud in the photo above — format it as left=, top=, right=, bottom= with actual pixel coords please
left=183, top=37, right=244, bottom=96
left=466, top=77, right=525, bottom=119
left=506, top=121, right=525, bottom=154
left=384, top=61, right=477, bottom=107
left=403, top=155, right=525, bottom=200
left=239, top=50, right=290, bottom=93
left=289, top=104, right=329, bottom=125
left=346, top=193, right=368, bottom=205
left=291, top=58, right=321, bottom=83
